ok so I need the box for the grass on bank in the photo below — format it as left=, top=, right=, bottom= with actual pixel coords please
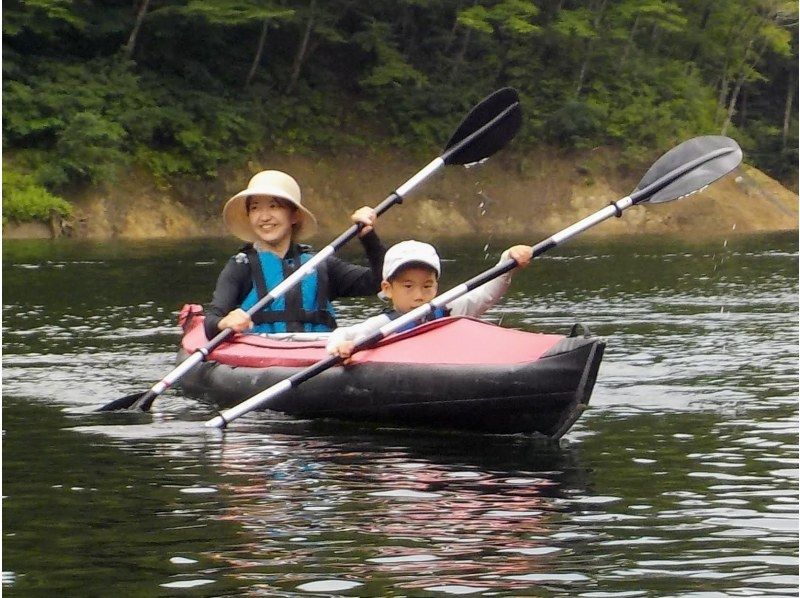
left=3, top=169, right=74, bottom=224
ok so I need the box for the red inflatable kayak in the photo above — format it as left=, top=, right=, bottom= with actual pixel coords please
left=177, top=304, right=605, bottom=438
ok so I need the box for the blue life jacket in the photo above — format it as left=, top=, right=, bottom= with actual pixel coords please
left=383, top=306, right=450, bottom=333
left=240, top=244, right=337, bottom=334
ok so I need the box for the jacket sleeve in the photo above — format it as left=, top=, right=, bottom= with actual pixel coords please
left=325, top=314, right=392, bottom=353
left=204, top=257, right=252, bottom=339
left=446, top=250, right=515, bottom=318
left=326, top=231, right=386, bottom=299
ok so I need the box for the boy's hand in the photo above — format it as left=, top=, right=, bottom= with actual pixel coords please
left=218, top=308, right=252, bottom=333
left=328, top=340, right=356, bottom=363
left=351, top=206, right=377, bottom=237
left=508, top=245, right=533, bottom=268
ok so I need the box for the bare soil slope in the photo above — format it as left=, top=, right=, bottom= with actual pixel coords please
left=5, top=149, right=797, bottom=241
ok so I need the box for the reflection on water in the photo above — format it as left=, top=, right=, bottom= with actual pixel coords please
left=3, top=233, right=798, bottom=595
left=203, top=432, right=575, bottom=595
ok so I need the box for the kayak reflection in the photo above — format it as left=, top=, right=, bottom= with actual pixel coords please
left=206, top=428, right=589, bottom=593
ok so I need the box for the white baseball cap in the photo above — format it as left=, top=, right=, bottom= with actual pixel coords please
left=382, top=240, right=441, bottom=280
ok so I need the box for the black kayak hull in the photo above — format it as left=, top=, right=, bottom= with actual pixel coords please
left=179, top=335, right=605, bottom=439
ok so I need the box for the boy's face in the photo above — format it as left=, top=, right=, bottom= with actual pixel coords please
left=381, top=266, right=438, bottom=314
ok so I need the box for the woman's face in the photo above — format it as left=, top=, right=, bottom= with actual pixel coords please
left=247, top=196, right=299, bottom=249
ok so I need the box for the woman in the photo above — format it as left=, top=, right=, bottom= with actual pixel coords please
left=204, top=170, right=386, bottom=338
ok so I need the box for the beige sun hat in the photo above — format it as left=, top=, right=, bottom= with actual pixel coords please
left=223, top=170, right=318, bottom=242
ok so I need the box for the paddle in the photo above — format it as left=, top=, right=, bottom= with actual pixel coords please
left=205, top=135, right=742, bottom=429
left=97, top=87, right=523, bottom=412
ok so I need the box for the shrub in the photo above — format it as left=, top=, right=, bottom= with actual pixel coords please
left=2, top=169, right=73, bottom=223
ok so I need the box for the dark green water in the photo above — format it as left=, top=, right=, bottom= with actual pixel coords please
left=3, top=232, right=798, bottom=596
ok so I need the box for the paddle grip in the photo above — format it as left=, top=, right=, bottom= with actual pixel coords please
left=327, top=192, right=404, bottom=253
left=459, top=258, right=519, bottom=293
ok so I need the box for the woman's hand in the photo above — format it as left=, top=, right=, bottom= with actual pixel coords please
left=507, top=245, right=533, bottom=268
left=351, top=206, right=377, bottom=237
left=218, top=308, right=252, bottom=333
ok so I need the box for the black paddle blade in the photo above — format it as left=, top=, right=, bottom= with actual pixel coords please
left=632, top=135, right=742, bottom=205
left=132, top=390, right=158, bottom=412
left=95, top=391, right=147, bottom=412
left=442, top=87, right=522, bottom=166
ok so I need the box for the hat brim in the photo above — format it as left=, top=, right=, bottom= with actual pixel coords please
left=383, top=259, right=441, bottom=281
left=223, top=191, right=318, bottom=243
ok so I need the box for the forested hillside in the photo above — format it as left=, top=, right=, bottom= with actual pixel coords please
left=3, top=0, right=797, bottom=225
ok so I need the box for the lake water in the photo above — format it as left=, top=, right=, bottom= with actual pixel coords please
left=3, top=232, right=798, bottom=596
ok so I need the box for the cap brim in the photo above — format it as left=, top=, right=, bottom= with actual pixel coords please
left=383, top=259, right=441, bottom=281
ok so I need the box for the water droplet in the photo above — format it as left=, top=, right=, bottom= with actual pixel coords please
left=160, top=579, right=215, bottom=589
left=180, top=487, right=217, bottom=494
left=296, top=580, right=363, bottom=592
left=170, top=557, right=197, bottom=565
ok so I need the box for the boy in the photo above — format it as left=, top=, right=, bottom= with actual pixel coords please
left=326, top=239, right=533, bottom=358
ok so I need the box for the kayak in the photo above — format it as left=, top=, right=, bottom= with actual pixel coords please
left=177, top=304, right=605, bottom=438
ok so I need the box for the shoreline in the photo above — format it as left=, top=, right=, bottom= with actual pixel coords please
left=3, top=152, right=797, bottom=241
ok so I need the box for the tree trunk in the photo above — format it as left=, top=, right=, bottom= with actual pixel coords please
left=124, top=0, right=151, bottom=59
left=401, top=2, right=414, bottom=55
left=715, top=61, right=729, bottom=124
left=245, top=18, right=270, bottom=87
left=443, top=3, right=462, bottom=53
left=286, top=0, right=316, bottom=95
left=450, top=26, right=472, bottom=82
left=722, top=35, right=769, bottom=135
left=738, top=86, right=748, bottom=127
left=575, top=56, right=589, bottom=95
left=688, top=2, right=713, bottom=63
left=575, top=0, right=607, bottom=96
left=721, top=68, right=747, bottom=135
left=619, top=13, right=640, bottom=69
left=649, top=21, right=661, bottom=54
left=783, top=66, right=795, bottom=149
left=720, top=39, right=753, bottom=135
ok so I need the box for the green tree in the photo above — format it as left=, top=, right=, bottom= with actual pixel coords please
left=2, top=0, right=797, bottom=225
left=181, top=0, right=294, bottom=87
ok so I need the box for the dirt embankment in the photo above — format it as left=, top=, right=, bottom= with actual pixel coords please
left=4, top=148, right=797, bottom=241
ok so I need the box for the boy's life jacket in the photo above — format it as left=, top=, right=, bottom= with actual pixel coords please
left=240, top=244, right=337, bottom=333
left=382, top=306, right=450, bottom=333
